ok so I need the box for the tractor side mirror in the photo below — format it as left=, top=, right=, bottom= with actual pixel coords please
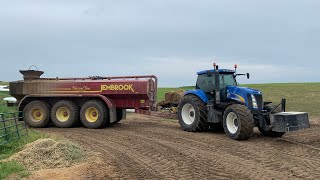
left=246, top=73, right=250, bottom=79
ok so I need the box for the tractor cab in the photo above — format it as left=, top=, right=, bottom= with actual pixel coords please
left=196, top=69, right=237, bottom=102
left=193, top=64, right=256, bottom=109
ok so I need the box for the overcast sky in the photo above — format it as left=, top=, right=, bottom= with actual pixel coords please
left=0, top=0, right=319, bottom=87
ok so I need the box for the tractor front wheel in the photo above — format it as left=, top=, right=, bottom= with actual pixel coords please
left=223, top=104, right=254, bottom=140
left=178, top=95, right=208, bottom=132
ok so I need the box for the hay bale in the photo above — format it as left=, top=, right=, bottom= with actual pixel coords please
left=164, top=90, right=184, bottom=104
left=157, top=90, right=184, bottom=109
left=8, top=138, right=84, bottom=171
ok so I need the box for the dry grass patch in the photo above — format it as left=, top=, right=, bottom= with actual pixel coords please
left=7, top=138, right=84, bottom=171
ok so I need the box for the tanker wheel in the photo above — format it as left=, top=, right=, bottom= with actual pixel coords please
left=223, top=104, right=254, bottom=140
left=80, top=100, right=109, bottom=129
left=51, top=100, right=79, bottom=128
left=23, top=100, right=51, bottom=128
left=178, top=95, right=208, bottom=132
left=259, top=103, right=286, bottom=138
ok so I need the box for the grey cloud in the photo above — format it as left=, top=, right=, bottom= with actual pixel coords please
left=0, top=0, right=319, bottom=86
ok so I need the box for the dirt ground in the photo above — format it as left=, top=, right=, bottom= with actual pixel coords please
left=28, top=114, right=320, bottom=180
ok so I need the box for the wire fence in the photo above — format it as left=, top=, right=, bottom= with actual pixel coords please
left=0, top=112, right=28, bottom=146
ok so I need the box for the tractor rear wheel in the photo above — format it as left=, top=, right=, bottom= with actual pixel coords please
left=223, top=104, right=254, bottom=140
left=23, top=100, right=51, bottom=128
left=178, top=95, right=208, bottom=132
left=259, top=103, right=286, bottom=138
left=80, top=100, right=109, bottom=129
left=51, top=100, right=79, bottom=128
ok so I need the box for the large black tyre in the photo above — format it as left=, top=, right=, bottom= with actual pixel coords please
left=223, top=104, right=254, bottom=140
left=178, top=95, right=208, bottom=132
left=259, top=104, right=286, bottom=138
left=23, top=100, right=51, bottom=128
left=80, top=100, right=109, bottom=129
left=51, top=100, right=79, bottom=128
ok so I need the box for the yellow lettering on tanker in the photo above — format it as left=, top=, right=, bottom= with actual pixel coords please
left=100, top=84, right=134, bottom=92
left=72, top=86, right=91, bottom=91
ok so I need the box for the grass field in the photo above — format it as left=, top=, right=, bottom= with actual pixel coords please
left=244, top=83, right=320, bottom=117
left=0, top=82, right=8, bottom=86
left=0, top=131, right=46, bottom=179
left=0, top=129, right=46, bottom=179
left=158, top=83, right=320, bottom=117
left=0, top=92, right=16, bottom=113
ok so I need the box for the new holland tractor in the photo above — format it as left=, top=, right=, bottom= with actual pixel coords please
left=178, top=64, right=310, bottom=140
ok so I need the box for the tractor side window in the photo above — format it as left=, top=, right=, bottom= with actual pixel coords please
left=196, top=74, right=215, bottom=93
left=220, top=74, right=237, bottom=89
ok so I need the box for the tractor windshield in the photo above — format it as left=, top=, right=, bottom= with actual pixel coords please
left=219, top=74, right=237, bottom=88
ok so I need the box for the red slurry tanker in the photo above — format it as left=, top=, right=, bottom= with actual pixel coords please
left=9, top=70, right=157, bottom=129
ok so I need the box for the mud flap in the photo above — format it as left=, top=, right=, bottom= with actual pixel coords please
left=109, top=107, right=117, bottom=123
left=122, top=109, right=127, bottom=120
left=271, top=112, right=310, bottom=132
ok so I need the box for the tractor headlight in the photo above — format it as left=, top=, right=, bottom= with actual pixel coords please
left=251, top=94, right=258, bottom=109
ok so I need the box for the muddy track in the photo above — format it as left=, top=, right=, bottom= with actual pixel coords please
left=32, top=114, right=320, bottom=180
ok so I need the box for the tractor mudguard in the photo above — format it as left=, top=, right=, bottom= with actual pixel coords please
left=184, top=90, right=208, bottom=103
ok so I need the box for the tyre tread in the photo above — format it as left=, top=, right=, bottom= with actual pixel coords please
left=178, top=95, right=208, bottom=132
left=51, top=100, right=79, bottom=128
left=223, top=104, right=254, bottom=140
left=23, top=100, right=51, bottom=128
left=80, top=100, right=108, bottom=129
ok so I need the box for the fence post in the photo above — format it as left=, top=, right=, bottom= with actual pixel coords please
left=20, top=112, right=28, bottom=134
left=14, top=113, right=20, bottom=138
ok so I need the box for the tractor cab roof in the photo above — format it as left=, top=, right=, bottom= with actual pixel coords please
left=197, top=69, right=235, bottom=75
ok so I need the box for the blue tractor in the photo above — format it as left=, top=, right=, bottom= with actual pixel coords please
left=178, top=64, right=310, bottom=140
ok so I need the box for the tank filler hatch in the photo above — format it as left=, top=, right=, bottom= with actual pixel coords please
left=19, top=65, right=44, bottom=80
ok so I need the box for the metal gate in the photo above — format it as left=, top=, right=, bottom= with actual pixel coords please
left=0, top=112, right=27, bottom=146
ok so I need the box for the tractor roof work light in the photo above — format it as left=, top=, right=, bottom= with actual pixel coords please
left=213, top=63, right=219, bottom=70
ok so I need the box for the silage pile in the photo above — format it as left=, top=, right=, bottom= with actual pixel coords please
left=8, top=138, right=84, bottom=170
